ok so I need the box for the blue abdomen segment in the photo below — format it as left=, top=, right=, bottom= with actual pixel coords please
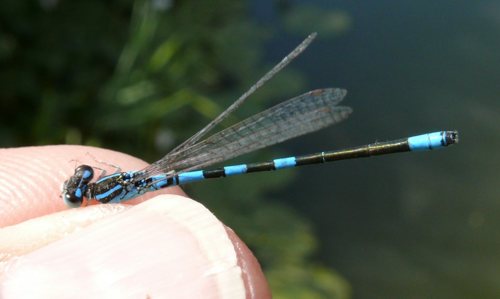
left=273, top=157, right=297, bottom=169
left=408, top=131, right=457, bottom=151
left=147, top=174, right=170, bottom=189
left=224, top=164, right=248, bottom=176
left=174, top=157, right=298, bottom=186
left=178, top=171, right=205, bottom=184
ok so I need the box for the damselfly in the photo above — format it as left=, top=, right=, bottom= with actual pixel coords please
left=62, top=33, right=458, bottom=207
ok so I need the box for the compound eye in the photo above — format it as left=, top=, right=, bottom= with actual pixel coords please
left=75, top=165, right=94, bottom=182
left=62, top=190, right=83, bottom=208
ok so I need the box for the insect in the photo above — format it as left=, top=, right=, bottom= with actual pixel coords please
left=62, top=33, right=458, bottom=207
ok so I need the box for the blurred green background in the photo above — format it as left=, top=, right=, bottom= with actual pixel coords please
left=1, top=0, right=499, bottom=298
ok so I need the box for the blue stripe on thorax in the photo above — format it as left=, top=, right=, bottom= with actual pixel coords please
left=95, top=184, right=123, bottom=201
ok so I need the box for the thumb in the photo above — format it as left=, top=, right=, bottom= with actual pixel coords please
left=1, top=196, right=270, bottom=298
left=0, top=146, right=271, bottom=298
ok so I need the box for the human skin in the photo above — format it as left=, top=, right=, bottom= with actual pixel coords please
left=0, top=146, right=271, bottom=298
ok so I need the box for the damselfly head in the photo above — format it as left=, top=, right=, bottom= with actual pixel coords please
left=61, top=165, right=94, bottom=208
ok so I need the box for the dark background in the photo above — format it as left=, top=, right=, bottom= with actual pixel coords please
left=1, top=0, right=498, bottom=298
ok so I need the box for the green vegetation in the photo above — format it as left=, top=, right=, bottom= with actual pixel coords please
left=0, top=0, right=350, bottom=297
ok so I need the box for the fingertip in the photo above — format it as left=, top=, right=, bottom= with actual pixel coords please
left=0, top=204, right=131, bottom=260
left=0, top=145, right=185, bottom=227
left=226, top=228, right=272, bottom=299
left=1, top=195, right=268, bottom=298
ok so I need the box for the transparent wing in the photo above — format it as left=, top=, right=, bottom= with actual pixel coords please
left=169, top=33, right=318, bottom=154
left=141, top=88, right=351, bottom=177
